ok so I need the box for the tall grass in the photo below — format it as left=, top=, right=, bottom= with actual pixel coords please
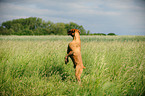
left=0, top=36, right=145, bottom=95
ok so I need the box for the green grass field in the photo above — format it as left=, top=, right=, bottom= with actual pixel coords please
left=0, top=35, right=145, bottom=96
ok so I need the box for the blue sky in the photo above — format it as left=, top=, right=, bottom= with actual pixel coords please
left=0, top=0, right=145, bottom=35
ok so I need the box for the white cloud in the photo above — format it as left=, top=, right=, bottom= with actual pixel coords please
left=0, top=0, right=145, bottom=35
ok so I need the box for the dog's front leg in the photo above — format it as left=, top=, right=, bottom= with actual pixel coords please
left=65, top=51, right=73, bottom=64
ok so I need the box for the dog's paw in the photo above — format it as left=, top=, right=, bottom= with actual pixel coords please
left=65, top=57, right=69, bottom=64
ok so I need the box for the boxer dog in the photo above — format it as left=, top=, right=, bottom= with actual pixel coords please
left=65, top=29, right=85, bottom=83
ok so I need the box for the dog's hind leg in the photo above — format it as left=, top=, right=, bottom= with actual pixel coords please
left=75, top=66, right=83, bottom=83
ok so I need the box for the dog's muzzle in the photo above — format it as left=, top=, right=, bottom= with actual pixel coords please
left=67, top=31, right=72, bottom=35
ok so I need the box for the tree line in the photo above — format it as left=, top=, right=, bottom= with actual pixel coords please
left=88, top=33, right=116, bottom=36
left=0, top=17, right=116, bottom=35
left=0, top=17, right=87, bottom=35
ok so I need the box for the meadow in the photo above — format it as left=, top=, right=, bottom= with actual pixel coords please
left=0, top=35, right=145, bottom=96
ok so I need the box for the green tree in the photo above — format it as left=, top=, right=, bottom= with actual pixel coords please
left=78, top=25, right=86, bottom=35
left=55, top=23, right=67, bottom=35
left=107, top=33, right=116, bottom=36
left=2, top=21, right=12, bottom=29
left=0, top=17, right=87, bottom=35
left=0, top=26, right=10, bottom=35
left=87, top=30, right=90, bottom=35
left=9, top=29, right=15, bottom=35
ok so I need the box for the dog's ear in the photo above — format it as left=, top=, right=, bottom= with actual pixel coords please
left=71, top=29, right=75, bottom=33
left=78, top=31, right=81, bottom=34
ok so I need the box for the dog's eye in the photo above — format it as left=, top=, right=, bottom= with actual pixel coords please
left=72, top=31, right=75, bottom=33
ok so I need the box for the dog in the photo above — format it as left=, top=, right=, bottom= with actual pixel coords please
left=65, top=29, right=85, bottom=83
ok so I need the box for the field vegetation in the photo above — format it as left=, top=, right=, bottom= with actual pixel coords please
left=0, top=35, right=145, bottom=95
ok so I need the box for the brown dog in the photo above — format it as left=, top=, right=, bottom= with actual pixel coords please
left=65, top=29, right=85, bottom=83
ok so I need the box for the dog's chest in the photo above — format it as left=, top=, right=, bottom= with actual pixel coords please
left=69, top=42, right=80, bottom=50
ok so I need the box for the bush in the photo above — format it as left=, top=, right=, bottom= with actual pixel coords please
left=107, top=33, right=116, bottom=35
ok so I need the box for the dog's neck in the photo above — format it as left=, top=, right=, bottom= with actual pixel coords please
left=73, top=32, right=81, bottom=43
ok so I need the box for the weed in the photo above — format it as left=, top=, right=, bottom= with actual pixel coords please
left=0, top=36, right=145, bottom=95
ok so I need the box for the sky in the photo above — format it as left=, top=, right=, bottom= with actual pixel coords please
left=0, top=0, right=145, bottom=35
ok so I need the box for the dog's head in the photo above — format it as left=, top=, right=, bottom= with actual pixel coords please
left=68, top=29, right=80, bottom=36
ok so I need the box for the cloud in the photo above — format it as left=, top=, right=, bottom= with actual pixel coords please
left=0, top=0, right=145, bottom=35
